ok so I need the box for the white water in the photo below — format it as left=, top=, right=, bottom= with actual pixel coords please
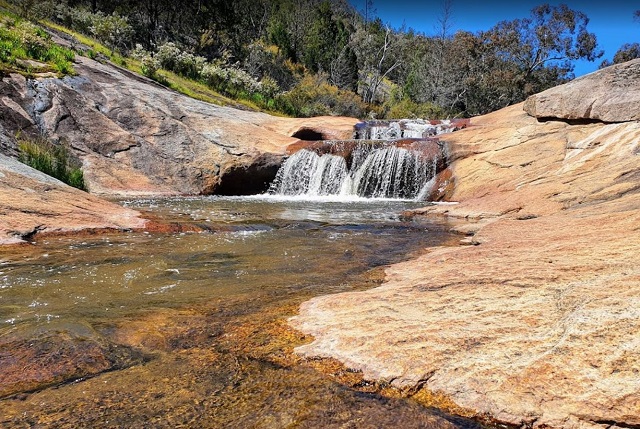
left=269, top=151, right=349, bottom=197
left=269, top=145, right=438, bottom=201
left=358, top=119, right=455, bottom=140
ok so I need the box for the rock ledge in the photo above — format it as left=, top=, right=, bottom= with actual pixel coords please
left=524, top=58, right=640, bottom=123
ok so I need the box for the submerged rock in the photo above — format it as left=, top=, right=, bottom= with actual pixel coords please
left=0, top=321, right=147, bottom=398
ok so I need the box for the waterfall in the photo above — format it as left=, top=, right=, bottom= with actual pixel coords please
left=269, top=144, right=439, bottom=201
left=354, top=119, right=459, bottom=140
left=269, top=150, right=348, bottom=196
left=268, top=118, right=460, bottom=201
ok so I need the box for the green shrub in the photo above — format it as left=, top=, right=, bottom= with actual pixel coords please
left=49, top=6, right=132, bottom=54
left=88, top=12, right=133, bottom=53
left=140, top=53, right=158, bottom=78
left=200, top=61, right=261, bottom=96
left=278, top=74, right=367, bottom=118
left=13, top=0, right=54, bottom=19
left=17, top=135, right=86, bottom=191
left=53, top=5, right=94, bottom=34
left=383, top=97, right=445, bottom=119
left=154, top=42, right=205, bottom=79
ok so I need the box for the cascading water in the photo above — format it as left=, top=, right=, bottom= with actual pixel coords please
left=269, top=119, right=458, bottom=201
left=269, top=143, right=440, bottom=201
left=270, top=150, right=348, bottom=196
left=344, top=145, right=435, bottom=199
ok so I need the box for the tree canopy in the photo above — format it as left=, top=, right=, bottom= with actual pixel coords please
left=14, top=0, right=607, bottom=118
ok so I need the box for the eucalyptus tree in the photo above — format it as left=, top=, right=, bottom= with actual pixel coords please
left=482, top=4, right=602, bottom=95
left=351, top=19, right=405, bottom=104
left=430, top=3, right=601, bottom=115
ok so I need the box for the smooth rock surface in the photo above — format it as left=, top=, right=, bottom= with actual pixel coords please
left=524, top=58, right=640, bottom=123
left=0, top=55, right=356, bottom=196
left=0, top=153, right=146, bottom=244
left=0, top=47, right=355, bottom=242
left=291, top=87, right=640, bottom=426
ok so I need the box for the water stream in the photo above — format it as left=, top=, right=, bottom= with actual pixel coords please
left=0, top=196, right=477, bottom=428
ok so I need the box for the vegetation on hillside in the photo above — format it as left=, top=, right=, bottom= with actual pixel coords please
left=3, top=0, right=609, bottom=119
left=0, top=11, right=75, bottom=76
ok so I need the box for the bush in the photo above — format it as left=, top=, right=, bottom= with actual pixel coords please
left=259, top=76, right=280, bottom=99
left=48, top=6, right=132, bottom=53
left=155, top=42, right=205, bottom=79
left=13, top=0, right=54, bottom=19
left=53, top=5, right=94, bottom=34
left=383, top=97, right=445, bottom=119
left=17, top=135, right=86, bottom=190
left=154, top=42, right=181, bottom=70
left=89, top=12, right=134, bottom=53
left=201, top=61, right=261, bottom=96
left=278, top=74, right=367, bottom=118
left=140, top=53, right=158, bottom=78
left=244, top=41, right=296, bottom=91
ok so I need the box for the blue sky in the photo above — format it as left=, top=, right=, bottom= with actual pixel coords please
left=349, top=0, right=639, bottom=77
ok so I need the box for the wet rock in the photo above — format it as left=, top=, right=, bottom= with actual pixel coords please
left=0, top=322, right=147, bottom=398
left=213, top=152, right=283, bottom=195
left=0, top=153, right=146, bottom=244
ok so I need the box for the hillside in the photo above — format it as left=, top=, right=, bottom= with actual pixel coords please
left=0, top=33, right=355, bottom=243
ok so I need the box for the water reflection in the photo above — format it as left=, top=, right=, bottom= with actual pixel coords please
left=0, top=197, right=479, bottom=428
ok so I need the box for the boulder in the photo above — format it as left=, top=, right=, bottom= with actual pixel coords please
left=524, top=58, right=640, bottom=123
left=0, top=153, right=146, bottom=244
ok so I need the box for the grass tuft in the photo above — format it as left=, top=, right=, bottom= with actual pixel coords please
left=17, top=134, right=87, bottom=191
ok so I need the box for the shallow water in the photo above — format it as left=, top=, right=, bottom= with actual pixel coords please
left=0, top=196, right=478, bottom=428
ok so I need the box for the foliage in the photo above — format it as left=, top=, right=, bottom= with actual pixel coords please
left=244, top=41, right=296, bottom=91
left=600, top=43, right=640, bottom=68
left=277, top=74, right=367, bottom=118
left=0, top=17, right=75, bottom=75
left=40, top=22, right=265, bottom=113
left=201, top=61, right=260, bottom=95
left=155, top=42, right=206, bottom=79
left=17, top=135, right=86, bottom=190
left=47, top=5, right=133, bottom=53
left=7, top=0, right=607, bottom=118
left=601, top=11, right=640, bottom=68
left=88, top=11, right=133, bottom=53
left=486, top=4, right=602, bottom=73
left=139, top=53, right=158, bottom=78
left=382, top=87, right=445, bottom=119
